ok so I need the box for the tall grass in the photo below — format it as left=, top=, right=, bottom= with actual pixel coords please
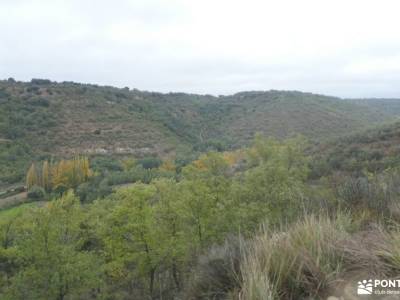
left=239, top=214, right=352, bottom=300
left=238, top=214, right=400, bottom=300
left=185, top=212, right=400, bottom=299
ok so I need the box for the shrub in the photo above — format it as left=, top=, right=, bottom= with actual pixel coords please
left=91, top=156, right=123, bottom=172
left=27, top=186, right=46, bottom=200
left=53, top=184, right=68, bottom=196
left=28, top=97, right=50, bottom=107
left=331, top=170, right=400, bottom=221
left=76, top=182, right=91, bottom=202
left=30, top=78, right=52, bottom=85
left=137, top=157, right=162, bottom=169
left=184, top=237, right=244, bottom=299
left=105, top=171, right=134, bottom=186
left=76, top=177, right=113, bottom=202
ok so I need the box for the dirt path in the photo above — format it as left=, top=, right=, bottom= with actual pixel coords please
left=0, top=192, right=28, bottom=210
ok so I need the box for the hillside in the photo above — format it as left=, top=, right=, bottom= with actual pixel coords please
left=311, top=121, right=400, bottom=177
left=213, top=91, right=393, bottom=146
left=1, top=78, right=400, bottom=185
left=350, top=98, right=400, bottom=117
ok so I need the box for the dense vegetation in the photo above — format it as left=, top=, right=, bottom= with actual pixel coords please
left=2, top=79, right=400, bottom=186
left=311, top=121, right=400, bottom=177
left=0, top=136, right=310, bottom=299
left=2, top=130, right=400, bottom=299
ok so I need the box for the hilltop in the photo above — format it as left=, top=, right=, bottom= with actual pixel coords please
left=1, top=78, right=400, bottom=185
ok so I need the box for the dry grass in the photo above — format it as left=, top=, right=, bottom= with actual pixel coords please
left=233, top=213, right=400, bottom=300
left=238, top=215, right=351, bottom=300
left=183, top=210, right=400, bottom=300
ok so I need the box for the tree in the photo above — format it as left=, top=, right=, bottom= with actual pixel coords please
left=52, top=159, right=69, bottom=192
left=159, top=159, right=176, bottom=172
left=27, top=186, right=46, bottom=200
left=99, top=184, right=161, bottom=298
left=26, top=163, right=38, bottom=189
left=177, top=179, right=218, bottom=247
left=153, top=179, right=187, bottom=290
left=41, top=160, right=51, bottom=191
left=26, top=156, right=92, bottom=193
left=233, top=135, right=310, bottom=229
left=5, top=191, right=102, bottom=300
left=121, top=158, right=136, bottom=171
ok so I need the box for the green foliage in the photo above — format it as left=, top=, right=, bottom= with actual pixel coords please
left=310, top=121, right=400, bottom=177
left=232, top=135, right=310, bottom=229
left=0, top=142, right=32, bottom=184
left=1, top=192, right=102, bottom=299
left=0, top=136, right=312, bottom=298
left=2, top=79, right=400, bottom=187
left=91, top=156, right=123, bottom=173
left=4, top=132, right=400, bottom=299
left=27, top=186, right=46, bottom=201
left=99, top=184, right=161, bottom=297
left=136, top=157, right=162, bottom=169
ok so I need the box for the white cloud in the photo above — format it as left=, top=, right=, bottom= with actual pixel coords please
left=1, top=0, right=400, bottom=97
left=344, top=55, right=400, bottom=76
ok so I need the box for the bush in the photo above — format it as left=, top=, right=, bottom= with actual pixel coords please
left=53, top=184, right=68, bottom=196
left=27, top=186, right=46, bottom=200
left=91, top=156, right=123, bottom=172
left=76, top=182, right=91, bottom=202
left=76, top=177, right=113, bottom=202
left=184, top=237, right=243, bottom=299
left=30, top=78, right=52, bottom=85
left=331, top=170, right=400, bottom=220
left=28, top=97, right=50, bottom=107
left=137, top=157, right=162, bottom=169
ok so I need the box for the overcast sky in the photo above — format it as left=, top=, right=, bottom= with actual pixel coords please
left=1, top=0, right=400, bottom=97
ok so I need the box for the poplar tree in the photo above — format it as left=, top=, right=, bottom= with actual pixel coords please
left=26, top=163, right=38, bottom=189
left=41, top=161, right=51, bottom=191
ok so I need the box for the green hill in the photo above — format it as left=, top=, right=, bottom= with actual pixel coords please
left=349, top=98, right=400, bottom=117
left=1, top=78, right=400, bottom=185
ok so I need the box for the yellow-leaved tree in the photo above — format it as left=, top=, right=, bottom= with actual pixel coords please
left=26, top=156, right=92, bottom=192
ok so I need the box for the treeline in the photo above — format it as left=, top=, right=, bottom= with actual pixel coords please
left=0, top=136, right=310, bottom=299
left=26, top=156, right=91, bottom=197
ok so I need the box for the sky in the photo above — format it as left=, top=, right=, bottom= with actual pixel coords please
left=1, top=0, right=400, bottom=98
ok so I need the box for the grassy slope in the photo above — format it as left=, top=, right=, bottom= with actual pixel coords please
left=1, top=79, right=400, bottom=185
left=0, top=202, right=36, bottom=219
left=311, top=121, right=400, bottom=176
